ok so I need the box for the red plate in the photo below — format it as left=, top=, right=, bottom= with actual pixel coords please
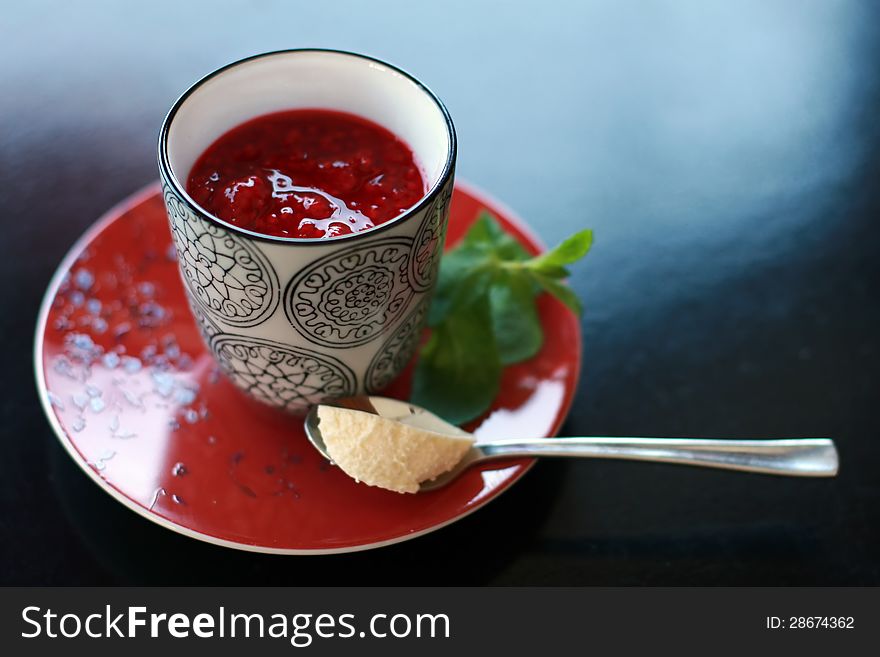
left=35, top=180, right=581, bottom=553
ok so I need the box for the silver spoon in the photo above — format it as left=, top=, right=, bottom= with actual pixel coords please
left=304, top=396, right=839, bottom=492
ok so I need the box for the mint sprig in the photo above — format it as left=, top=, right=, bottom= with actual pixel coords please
left=412, top=212, right=592, bottom=424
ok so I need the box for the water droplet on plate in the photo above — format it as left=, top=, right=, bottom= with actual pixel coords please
left=74, top=269, right=95, bottom=290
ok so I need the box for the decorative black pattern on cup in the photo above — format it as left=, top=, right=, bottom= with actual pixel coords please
left=408, top=179, right=453, bottom=292
left=184, top=289, right=223, bottom=343
left=163, top=185, right=280, bottom=327
left=210, top=334, right=357, bottom=413
left=284, top=238, right=415, bottom=348
left=365, top=296, right=430, bottom=392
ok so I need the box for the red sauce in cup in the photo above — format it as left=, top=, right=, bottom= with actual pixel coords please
left=186, top=109, right=426, bottom=239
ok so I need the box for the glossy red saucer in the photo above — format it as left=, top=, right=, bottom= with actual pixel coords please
left=35, top=180, right=581, bottom=553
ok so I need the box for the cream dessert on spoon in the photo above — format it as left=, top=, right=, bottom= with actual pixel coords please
left=315, top=401, right=474, bottom=494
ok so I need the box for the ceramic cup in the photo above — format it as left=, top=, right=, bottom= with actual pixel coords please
left=158, top=49, right=456, bottom=413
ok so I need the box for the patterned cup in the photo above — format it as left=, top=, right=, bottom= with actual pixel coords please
left=158, top=50, right=456, bottom=413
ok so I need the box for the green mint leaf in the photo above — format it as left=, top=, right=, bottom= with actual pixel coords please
left=429, top=211, right=531, bottom=327
left=490, top=271, right=543, bottom=365
left=412, top=301, right=501, bottom=425
left=462, top=212, right=531, bottom=261
left=416, top=208, right=592, bottom=424
left=428, top=248, right=487, bottom=325
left=530, top=229, right=593, bottom=270
left=428, top=263, right=493, bottom=326
left=532, top=273, right=583, bottom=316
left=527, top=262, right=570, bottom=279
left=460, top=211, right=504, bottom=246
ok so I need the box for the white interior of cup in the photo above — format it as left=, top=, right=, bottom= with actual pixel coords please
left=165, top=50, right=452, bottom=198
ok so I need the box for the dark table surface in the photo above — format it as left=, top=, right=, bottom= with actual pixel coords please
left=2, top=0, right=878, bottom=585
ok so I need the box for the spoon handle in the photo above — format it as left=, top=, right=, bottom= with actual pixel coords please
left=477, top=437, right=838, bottom=477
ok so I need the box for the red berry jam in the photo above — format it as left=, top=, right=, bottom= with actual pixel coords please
left=186, top=109, right=426, bottom=239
